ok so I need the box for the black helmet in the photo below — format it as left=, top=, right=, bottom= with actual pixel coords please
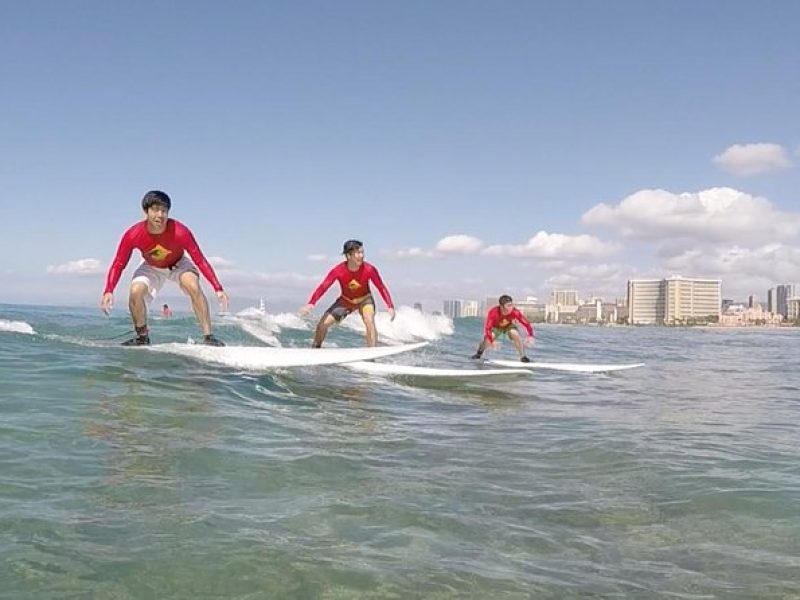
left=142, top=190, right=172, bottom=211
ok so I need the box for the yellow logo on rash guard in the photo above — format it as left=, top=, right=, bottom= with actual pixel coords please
left=499, top=319, right=510, bottom=327
left=347, top=279, right=362, bottom=291
left=148, top=244, right=172, bottom=262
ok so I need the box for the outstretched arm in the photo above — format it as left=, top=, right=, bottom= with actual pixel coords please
left=179, top=225, right=224, bottom=292
left=306, top=265, right=340, bottom=306
left=516, top=310, right=534, bottom=338
left=101, top=231, right=134, bottom=313
left=514, top=310, right=534, bottom=346
left=483, top=310, right=496, bottom=344
left=368, top=266, right=394, bottom=308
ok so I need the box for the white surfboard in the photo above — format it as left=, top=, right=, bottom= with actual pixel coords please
left=346, top=361, right=531, bottom=379
left=146, top=341, right=429, bottom=370
left=488, top=359, right=644, bottom=373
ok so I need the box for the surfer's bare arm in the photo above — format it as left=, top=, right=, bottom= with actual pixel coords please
left=216, top=290, right=229, bottom=312
left=100, top=292, right=113, bottom=315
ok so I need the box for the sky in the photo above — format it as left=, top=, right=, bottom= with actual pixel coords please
left=2, top=1, right=799, bottom=312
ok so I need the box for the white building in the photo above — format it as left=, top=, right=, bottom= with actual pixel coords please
left=461, top=300, right=480, bottom=317
left=442, top=299, right=462, bottom=319
left=516, top=297, right=547, bottom=321
left=776, top=284, right=798, bottom=318
left=547, top=290, right=580, bottom=323
left=628, top=276, right=721, bottom=325
left=627, top=279, right=665, bottom=324
left=551, top=290, right=579, bottom=307
left=788, top=298, right=800, bottom=322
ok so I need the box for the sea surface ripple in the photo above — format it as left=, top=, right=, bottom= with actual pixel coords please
left=1, top=304, right=799, bottom=598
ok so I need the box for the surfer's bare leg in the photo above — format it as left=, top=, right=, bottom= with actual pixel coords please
left=128, top=282, right=150, bottom=330
left=179, top=271, right=212, bottom=336
left=508, top=329, right=523, bottom=355
left=313, top=314, right=337, bottom=348
left=508, top=329, right=526, bottom=357
left=361, top=308, right=377, bottom=347
left=471, top=338, right=489, bottom=359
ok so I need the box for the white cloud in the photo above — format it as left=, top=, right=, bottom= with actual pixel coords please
left=212, top=267, right=322, bottom=304
left=208, top=256, right=236, bottom=269
left=662, top=243, right=800, bottom=299
left=385, top=235, right=483, bottom=259
left=306, top=254, right=329, bottom=262
left=582, top=187, right=800, bottom=244
left=664, top=243, right=800, bottom=278
left=388, top=231, right=615, bottom=262
left=544, top=263, right=630, bottom=292
left=536, top=263, right=642, bottom=303
left=221, top=269, right=319, bottom=288
left=46, top=258, right=103, bottom=275
left=713, top=143, right=791, bottom=176
left=384, top=247, right=434, bottom=259
left=434, top=234, right=484, bottom=255
left=482, top=231, right=617, bottom=259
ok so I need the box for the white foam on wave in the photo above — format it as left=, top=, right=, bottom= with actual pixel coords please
left=236, top=320, right=281, bottom=346
left=268, top=312, right=309, bottom=330
left=232, top=308, right=311, bottom=346
left=235, top=307, right=309, bottom=330
left=341, top=305, right=453, bottom=343
left=0, top=319, right=36, bottom=335
left=236, top=307, right=266, bottom=319
left=147, top=341, right=429, bottom=369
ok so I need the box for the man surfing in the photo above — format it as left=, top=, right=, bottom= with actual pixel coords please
left=299, top=239, right=395, bottom=347
left=471, top=295, right=534, bottom=362
left=100, top=190, right=228, bottom=346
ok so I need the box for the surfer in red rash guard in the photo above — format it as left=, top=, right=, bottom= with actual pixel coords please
left=471, top=294, right=534, bottom=362
left=299, top=240, right=396, bottom=347
left=100, top=190, right=229, bottom=346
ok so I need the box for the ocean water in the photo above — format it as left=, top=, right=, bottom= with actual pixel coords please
left=1, top=303, right=799, bottom=599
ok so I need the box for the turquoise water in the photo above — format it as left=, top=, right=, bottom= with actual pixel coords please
left=1, top=303, right=799, bottom=598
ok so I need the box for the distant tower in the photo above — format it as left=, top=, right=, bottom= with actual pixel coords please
left=461, top=300, right=480, bottom=317
left=776, top=284, right=798, bottom=318
left=442, top=299, right=462, bottom=319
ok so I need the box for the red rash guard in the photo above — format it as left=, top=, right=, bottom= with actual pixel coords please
left=483, top=306, right=534, bottom=343
left=103, top=219, right=223, bottom=294
left=307, top=261, right=394, bottom=309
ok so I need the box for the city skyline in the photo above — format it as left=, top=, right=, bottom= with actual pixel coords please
left=440, top=274, right=800, bottom=324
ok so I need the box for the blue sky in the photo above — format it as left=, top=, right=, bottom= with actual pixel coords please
left=2, top=1, right=799, bottom=311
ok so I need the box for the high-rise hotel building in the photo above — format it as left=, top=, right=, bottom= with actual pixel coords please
left=775, top=284, right=797, bottom=318
left=627, top=276, right=721, bottom=325
left=442, top=299, right=463, bottom=319
left=461, top=300, right=480, bottom=317
left=550, top=290, right=579, bottom=307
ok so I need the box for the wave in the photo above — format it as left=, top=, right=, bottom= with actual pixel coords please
left=230, top=304, right=452, bottom=347
left=232, top=308, right=312, bottom=346
left=0, top=319, right=35, bottom=335
left=146, top=341, right=429, bottom=369
left=341, top=305, right=454, bottom=343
